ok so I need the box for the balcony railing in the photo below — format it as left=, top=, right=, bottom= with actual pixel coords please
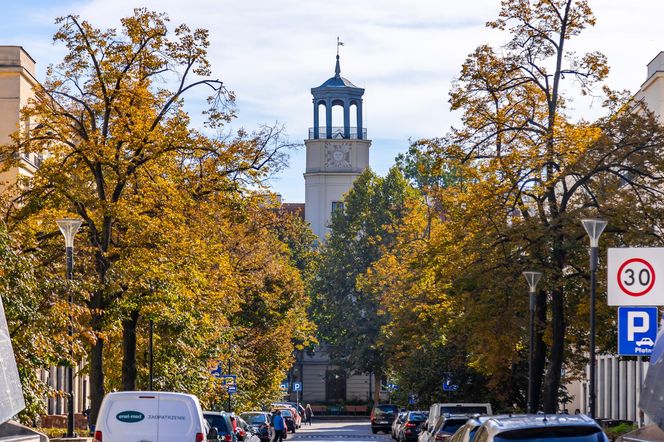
left=309, top=127, right=367, bottom=140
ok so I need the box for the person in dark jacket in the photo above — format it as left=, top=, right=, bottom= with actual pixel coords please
left=305, top=404, right=313, bottom=426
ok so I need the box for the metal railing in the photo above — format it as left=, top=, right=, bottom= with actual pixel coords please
left=308, top=127, right=367, bottom=140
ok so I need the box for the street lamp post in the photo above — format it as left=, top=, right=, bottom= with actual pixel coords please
left=56, top=218, right=83, bottom=438
left=523, top=271, right=543, bottom=414
left=581, top=218, right=608, bottom=419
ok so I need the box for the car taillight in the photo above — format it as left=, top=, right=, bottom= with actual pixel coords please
left=406, top=423, right=417, bottom=428
left=195, top=433, right=204, bottom=442
left=94, top=431, right=102, bottom=442
left=225, top=434, right=233, bottom=442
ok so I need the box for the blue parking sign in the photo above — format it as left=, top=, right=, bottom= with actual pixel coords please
left=618, top=307, right=658, bottom=356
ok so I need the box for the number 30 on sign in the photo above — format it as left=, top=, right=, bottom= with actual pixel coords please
left=608, top=248, right=664, bottom=306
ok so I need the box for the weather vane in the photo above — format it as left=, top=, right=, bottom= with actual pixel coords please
left=337, top=36, right=344, bottom=57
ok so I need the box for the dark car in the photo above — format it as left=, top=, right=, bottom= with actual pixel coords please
left=398, top=411, right=428, bottom=442
left=240, top=412, right=272, bottom=442
left=279, top=409, right=296, bottom=433
left=371, top=404, right=399, bottom=434
left=204, top=411, right=237, bottom=442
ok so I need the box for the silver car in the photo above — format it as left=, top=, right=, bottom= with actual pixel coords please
left=449, top=416, right=491, bottom=442
left=471, top=414, right=608, bottom=442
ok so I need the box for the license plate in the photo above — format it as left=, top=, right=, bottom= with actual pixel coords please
left=378, top=421, right=388, bottom=424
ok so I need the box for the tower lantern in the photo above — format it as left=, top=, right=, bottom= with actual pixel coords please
left=304, top=43, right=372, bottom=240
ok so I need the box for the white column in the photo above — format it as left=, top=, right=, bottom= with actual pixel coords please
left=627, top=361, right=636, bottom=421
left=603, top=357, right=611, bottom=418
left=620, top=360, right=627, bottom=419
left=611, top=358, right=619, bottom=419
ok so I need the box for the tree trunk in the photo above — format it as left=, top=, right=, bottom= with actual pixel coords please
left=533, top=290, right=548, bottom=412
left=373, top=371, right=382, bottom=406
left=542, top=285, right=565, bottom=412
left=121, top=310, right=140, bottom=391
left=89, top=310, right=105, bottom=425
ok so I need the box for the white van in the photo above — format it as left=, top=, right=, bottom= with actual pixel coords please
left=93, top=391, right=210, bottom=442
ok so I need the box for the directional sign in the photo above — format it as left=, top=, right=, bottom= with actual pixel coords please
left=618, top=307, right=659, bottom=356
left=221, top=375, right=237, bottom=386
left=608, top=248, right=664, bottom=306
left=293, top=382, right=302, bottom=392
left=227, top=385, right=237, bottom=395
left=280, top=382, right=289, bottom=392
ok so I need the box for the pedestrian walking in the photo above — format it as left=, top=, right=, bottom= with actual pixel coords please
left=305, top=404, right=313, bottom=426
left=272, top=409, right=286, bottom=442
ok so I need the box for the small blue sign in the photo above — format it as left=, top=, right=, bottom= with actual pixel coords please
left=227, top=385, right=237, bottom=394
left=443, top=380, right=459, bottom=392
left=293, top=382, right=302, bottom=392
left=221, top=375, right=237, bottom=386
left=280, top=382, right=289, bottom=391
left=618, top=307, right=658, bottom=356
left=210, top=362, right=223, bottom=378
left=408, top=394, right=417, bottom=405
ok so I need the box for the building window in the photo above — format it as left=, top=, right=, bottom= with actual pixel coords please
left=331, top=201, right=344, bottom=213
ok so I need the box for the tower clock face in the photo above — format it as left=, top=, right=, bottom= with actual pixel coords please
left=324, top=142, right=352, bottom=169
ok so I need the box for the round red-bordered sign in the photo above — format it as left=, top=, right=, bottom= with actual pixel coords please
left=617, top=258, right=656, bottom=297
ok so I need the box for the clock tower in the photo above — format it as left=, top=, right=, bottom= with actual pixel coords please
left=304, top=52, right=371, bottom=240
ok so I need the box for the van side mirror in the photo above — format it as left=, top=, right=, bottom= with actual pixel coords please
left=208, top=427, right=219, bottom=439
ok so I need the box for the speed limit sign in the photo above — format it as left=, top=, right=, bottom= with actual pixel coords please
left=608, top=248, right=664, bottom=306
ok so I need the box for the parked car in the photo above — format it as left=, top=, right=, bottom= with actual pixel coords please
left=93, top=391, right=211, bottom=442
left=398, top=411, right=428, bottom=442
left=278, top=402, right=306, bottom=422
left=204, top=411, right=237, bottom=442
left=277, top=408, right=297, bottom=433
left=371, top=404, right=399, bottom=434
left=236, top=416, right=261, bottom=442
left=420, top=415, right=470, bottom=442
left=472, top=414, right=609, bottom=441
left=240, top=412, right=272, bottom=442
left=448, top=416, right=491, bottom=442
left=392, top=412, right=408, bottom=440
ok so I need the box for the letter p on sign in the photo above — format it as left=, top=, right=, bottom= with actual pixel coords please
left=628, top=311, right=650, bottom=341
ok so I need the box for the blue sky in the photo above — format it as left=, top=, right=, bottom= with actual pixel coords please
left=3, top=0, right=664, bottom=202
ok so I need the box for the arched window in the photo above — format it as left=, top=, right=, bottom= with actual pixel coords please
left=331, top=100, right=344, bottom=138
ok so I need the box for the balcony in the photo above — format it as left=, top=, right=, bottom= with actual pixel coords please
left=309, top=127, right=367, bottom=140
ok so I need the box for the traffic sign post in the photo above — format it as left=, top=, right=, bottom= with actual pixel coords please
left=227, top=385, right=237, bottom=395
left=293, top=382, right=302, bottom=392
left=618, top=307, right=658, bottom=356
left=608, top=248, right=664, bottom=306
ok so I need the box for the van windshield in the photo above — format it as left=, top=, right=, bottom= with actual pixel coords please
left=204, top=414, right=230, bottom=434
left=440, top=406, right=488, bottom=415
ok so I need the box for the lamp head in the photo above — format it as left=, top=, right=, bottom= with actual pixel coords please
left=581, top=218, right=607, bottom=248
left=522, top=271, right=543, bottom=293
left=56, top=218, right=83, bottom=248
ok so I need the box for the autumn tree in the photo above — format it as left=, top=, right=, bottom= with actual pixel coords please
left=1, top=9, right=310, bottom=420
left=388, top=0, right=664, bottom=412
left=311, top=167, right=416, bottom=401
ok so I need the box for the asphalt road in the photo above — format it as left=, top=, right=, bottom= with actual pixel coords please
left=290, top=420, right=392, bottom=442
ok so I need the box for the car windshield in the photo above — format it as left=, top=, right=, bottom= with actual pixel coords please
left=441, top=420, right=468, bottom=434
left=494, top=426, right=605, bottom=441
left=204, top=415, right=230, bottom=434
left=242, top=414, right=268, bottom=425
left=408, top=412, right=427, bottom=421
left=280, top=410, right=293, bottom=417
left=375, top=406, right=397, bottom=417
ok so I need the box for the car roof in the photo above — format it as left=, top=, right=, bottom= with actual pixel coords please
left=480, top=414, right=600, bottom=435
